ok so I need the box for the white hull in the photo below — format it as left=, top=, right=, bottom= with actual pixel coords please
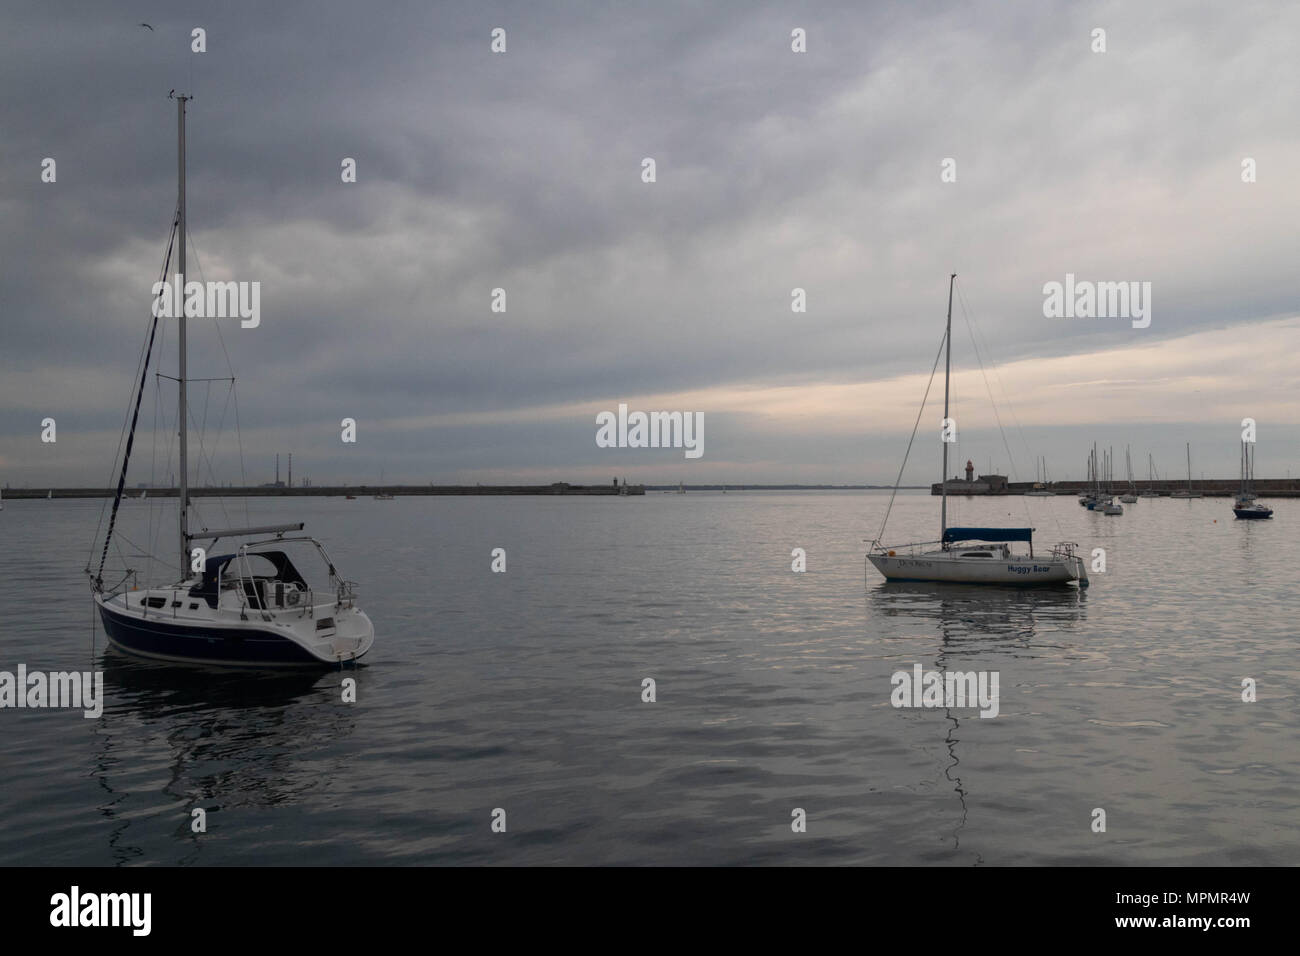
left=868, top=550, right=1086, bottom=586
left=95, top=582, right=373, bottom=666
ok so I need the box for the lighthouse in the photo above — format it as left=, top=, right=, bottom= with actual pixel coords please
left=965, top=460, right=974, bottom=482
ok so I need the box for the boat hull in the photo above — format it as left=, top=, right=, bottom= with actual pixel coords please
left=96, top=595, right=372, bottom=667
left=1233, top=508, right=1273, bottom=520
left=867, top=552, right=1084, bottom=586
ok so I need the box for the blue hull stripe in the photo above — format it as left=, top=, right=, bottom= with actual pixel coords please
left=99, top=604, right=322, bottom=666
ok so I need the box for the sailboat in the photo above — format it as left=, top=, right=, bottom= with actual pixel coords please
left=1170, top=443, right=1202, bottom=498
left=1119, top=446, right=1138, bottom=503
left=373, top=470, right=394, bottom=500
left=1, top=488, right=4, bottom=511
left=1140, top=453, right=1161, bottom=497
left=1026, top=457, right=1053, bottom=495
left=867, top=276, right=1087, bottom=586
left=1233, top=440, right=1273, bottom=519
left=87, top=96, right=374, bottom=666
left=1081, top=445, right=1103, bottom=509
left=677, top=481, right=686, bottom=494
left=47, top=490, right=52, bottom=499
left=1096, top=447, right=1123, bottom=514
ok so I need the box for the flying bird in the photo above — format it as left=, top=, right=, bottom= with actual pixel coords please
left=139, top=23, right=153, bottom=31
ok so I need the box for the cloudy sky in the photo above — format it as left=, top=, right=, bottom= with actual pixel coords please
left=2, top=0, right=1297, bottom=488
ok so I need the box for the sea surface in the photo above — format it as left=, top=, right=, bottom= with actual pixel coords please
left=0, top=490, right=1296, bottom=866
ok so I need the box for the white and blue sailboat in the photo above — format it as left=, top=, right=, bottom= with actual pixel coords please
left=867, top=275, right=1087, bottom=586
left=87, top=96, right=373, bottom=666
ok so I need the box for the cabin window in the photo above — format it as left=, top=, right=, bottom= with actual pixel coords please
left=959, top=551, right=992, bottom=558
left=316, top=617, right=335, bottom=631
left=140, top=596, right=167, bottom=609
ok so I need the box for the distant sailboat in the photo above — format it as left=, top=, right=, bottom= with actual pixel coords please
left=373, top=470, right=395, bottom=500
left=1233, top=439, right=1272, bottom=519
left=1097, top=448, right=1122, bottom=514
left=677, top=481, right=686, bottom=494
left=47, top=489, right=52, bottom=499
left=1140, top=453, right=1161, bottom=497
left=1119, top=446, right=1138, bottom=503
left=1081, top=445, right=1101, bottom=509
left=868, top=275, right=1087, bottom=586
left=1026, top=457, right=1053, bottom=495
left=1170, top=443, right=1202, bottom=498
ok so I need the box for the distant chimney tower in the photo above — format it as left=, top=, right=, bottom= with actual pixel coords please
left=288, top=454, right=292, bottom=489
left=276, top=454, right=280, bottom=486
left=965, top=460, right=974, bottom=482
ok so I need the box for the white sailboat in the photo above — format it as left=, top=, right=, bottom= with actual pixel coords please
left=1096, top=448, right=1122, bottom=514
left=87, top=95, right=373, bottom=666
left=1170, top=443, right=1202, bottom=498
left=867, top=275, right=1087, bottom=586
left=1080, top=445, right=1101, bottom=509
left=1119, top=446, right=1138, bottom=503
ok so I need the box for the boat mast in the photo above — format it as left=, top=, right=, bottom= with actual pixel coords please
left=1185, top=442, right=1192, bottom=493
left=940, top=274, right=955, bottom=542
left=177, top=94, right=190, bottom=575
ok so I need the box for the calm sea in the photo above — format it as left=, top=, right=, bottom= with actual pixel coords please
left=0, top=490, right=1295, bottom=865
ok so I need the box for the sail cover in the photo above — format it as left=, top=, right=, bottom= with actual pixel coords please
left=942, top=527, right=1033, bottom=544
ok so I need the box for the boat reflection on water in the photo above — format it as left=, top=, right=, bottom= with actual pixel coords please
left=866, top=582, right=1089, bottom=863
left=868, top=580, right=1089, bottom=650
left=90, top=650, right=358, bottom=865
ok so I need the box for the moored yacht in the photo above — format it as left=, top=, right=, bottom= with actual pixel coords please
left=87, top=95, right=373, bottom=667
left=1233, top=439, right=1272, bottom=520
left=1170, top=443, right=1202, bottom=498
left=867, top=275, right=1087, bottom=587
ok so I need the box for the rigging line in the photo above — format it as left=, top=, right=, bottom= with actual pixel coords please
left=93, top=217, right=178, bottom=587
left=956, top=284, right=1064, bottom=539
left=875, top=329, right=948, bottom=545
left=184, top=226, right=239, bottom=379
left=88, top=205, right=179, bottom=567
left=185, top=226, right=245, bottom=527
left=956, top=283, right=1038, bottom=479
left=227, top=382, right=250, bottom=526
left=957, top=297, right=1034, bottom=531
left=184, top=384, right=237, bottom=533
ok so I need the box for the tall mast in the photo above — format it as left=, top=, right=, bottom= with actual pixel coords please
left=177, top=94, right=190, bottom=575
left=940, top=273, right=955, bottom=541
left=1186, top=442, right=1192, bottom=492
